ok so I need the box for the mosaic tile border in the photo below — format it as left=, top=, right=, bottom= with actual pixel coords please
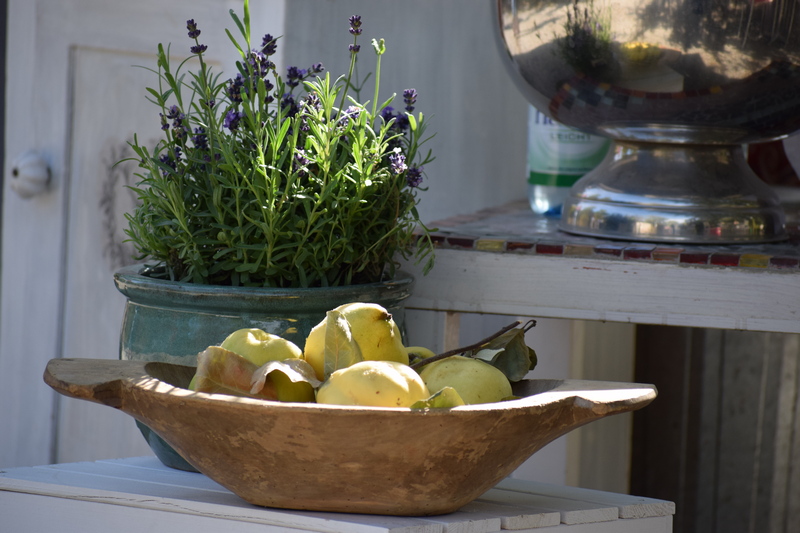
left=420, top=201, right=800, bottom=272
left=424, top=232, right=800, bottom=271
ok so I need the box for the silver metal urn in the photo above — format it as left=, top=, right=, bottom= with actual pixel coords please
left=495, top=0, right=800, bottom=242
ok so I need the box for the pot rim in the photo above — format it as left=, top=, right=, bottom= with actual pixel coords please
left=113, top=263, right=415, bottom=312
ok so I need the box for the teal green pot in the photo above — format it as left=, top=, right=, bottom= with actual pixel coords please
left=113, top=263, right=415, bottom=471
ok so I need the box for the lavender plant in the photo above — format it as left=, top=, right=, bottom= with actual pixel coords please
left=124, top=2, right=435, bottom=288
left=557, top=0, right=613, bottom=78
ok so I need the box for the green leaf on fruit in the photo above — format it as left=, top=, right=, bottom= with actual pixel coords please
left=251, top=358, right=322, bottom=394
left=473, top=348, right=504, bottom=362
left=324, top=309, right=362, bottom=379
left=411, top=386, right=466, bottom=409
left=464, top=326, right=537, bottom=382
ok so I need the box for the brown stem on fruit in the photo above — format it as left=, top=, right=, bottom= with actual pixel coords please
left=410, top=319, right=536, bottom=370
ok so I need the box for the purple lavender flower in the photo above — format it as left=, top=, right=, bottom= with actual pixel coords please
left=158, top=146, right=182, bottom=176
left=173, top=126, right=188, bottom=141
left=380, top=106, right=410, bottom=132
left=281, top=93, right=299, bottom=117
left=349, top=44, right=361, bottom=53
left=403, top=89, right=417, bottom=113
left=294, top=149, right=310, bottom=176
left=191, top=44, right=208, bottom=55
left=349, top=15, right=363, bottom=35
left=338, top=105, right=361, bottom=127
left=303, top=92, right=322, bottom=112
left=223, top=110, right=243, bottom=131
left=201, top=98, right=215, bottom=109
left=174, top=113, right=187, bottom=129
left=192, top=127, right=208, bottom=150
left=261, top=34, right=277, bottom=56
left=394, top=113, right=410, bottom=131
left=159, top=113, right=169, bottom=131
left=158, top=153, right=174, bottom=175
left=388, top=148, right=407, bottom=175
left=226, top=74, right=245, bottom=103
left=380, top=106, right=395, bottom=122
left=261, top=78, right=276, bottom=105
left=299, top=94, right=321, bottom=131
left=248, top=50, right=274, bottom=78
left=186, top=19, right=201, bottom=39
left=286, top=66, right=307, bottom=88
left=406, top=166, right=424, bottom=188
left=309, top=63, right=324, bottom=75
left=164, top=105, right=188, bottom=138
left=166, top=105, right=181, bottom=120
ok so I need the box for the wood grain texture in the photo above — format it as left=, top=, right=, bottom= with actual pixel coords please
left=42, top=358, right=656, bottom=516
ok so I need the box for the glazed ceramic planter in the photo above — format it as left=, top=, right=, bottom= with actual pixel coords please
left=113, top=263, right=414, bottom=471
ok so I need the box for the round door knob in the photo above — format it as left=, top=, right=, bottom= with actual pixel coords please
left=10, top=151, right=50, bottom=198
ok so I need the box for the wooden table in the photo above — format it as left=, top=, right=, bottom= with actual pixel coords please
left=0, top=457, right=674, bottom=532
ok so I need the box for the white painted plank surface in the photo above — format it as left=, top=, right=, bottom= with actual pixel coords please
left=508, top=516, right=673, bottom=533
left=416, top=506, right=502, bottom=533
left=460, top=499, right=561, bottom=530
left=42, top=459, right=232, bottom=493
left=0, top=457, right=673, bottom=532
left=400, top=249, right=800, bottom=334
left=0, top=491, right=298, bottom=533
left=0, top=476, right=440, bottom=533
left=496, top=479, right=676, bottom=519
left=478, top=488, right=619, bottom=525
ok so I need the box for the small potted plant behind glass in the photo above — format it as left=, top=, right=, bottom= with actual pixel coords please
left=114, top=0, right=435, bottom=470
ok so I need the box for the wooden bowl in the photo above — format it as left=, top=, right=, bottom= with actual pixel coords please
left=44, top=358, right=656, bottom=516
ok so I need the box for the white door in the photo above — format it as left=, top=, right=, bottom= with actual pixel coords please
left=1, top=0, right=284, bottom=467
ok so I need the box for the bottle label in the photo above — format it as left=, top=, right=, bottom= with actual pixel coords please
left=527, top=108, right=609, bottom=187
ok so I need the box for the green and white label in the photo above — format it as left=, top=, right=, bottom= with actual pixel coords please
left=527, top=107, right=610, bottom=187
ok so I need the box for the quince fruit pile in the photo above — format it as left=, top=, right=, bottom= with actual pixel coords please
left=619, top=41, right=661, bottom=65
left=188, top=302, right=538, bottom=409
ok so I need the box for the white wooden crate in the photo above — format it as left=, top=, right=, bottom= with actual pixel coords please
left=0, top=457, right=674, bottom=533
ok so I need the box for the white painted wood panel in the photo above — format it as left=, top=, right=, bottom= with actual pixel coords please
left=282, top=0, right=527, bottom=225
left=565, top=321, right=636, bottom=494
left=399, top=249, right=800, bottom=333
left=0, top=457, right=675, bottom=533
left=0, top=0, right=283, bottom=468
left=0, top=492, right=289, bottom=533
left=2, top=0, right=68, bottom=471
left=496, top=479, right=676, bottom=519
left=479, top=488, right=619, bottom=525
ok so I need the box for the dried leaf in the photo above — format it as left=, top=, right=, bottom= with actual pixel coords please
left=193, top=346, right=279, bottom=400
left=323, top=309, right=362, bottom=379
left=411, top=386, right=466, bottom=409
